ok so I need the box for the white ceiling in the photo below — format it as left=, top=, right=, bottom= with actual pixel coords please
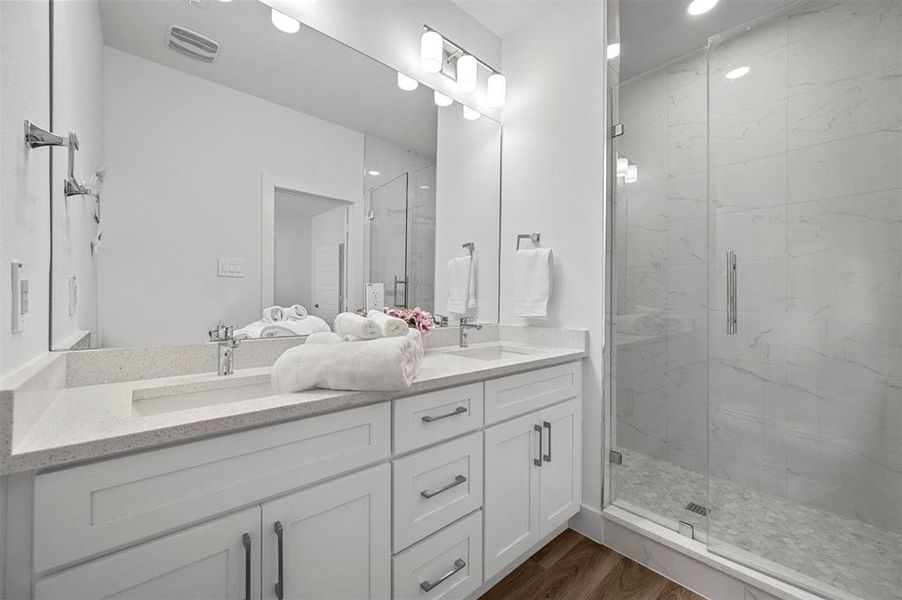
left=619, top=0, right=794, bottom=80
left=451, top=1, right=557, bottom=39
left=98, top=0, right=437, bottom=157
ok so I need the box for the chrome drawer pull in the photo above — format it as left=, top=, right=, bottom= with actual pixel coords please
left=274, top=521, right=284, bottom=600
left=242, top=533, right=251, bottom=600
left=420, top=559, right=466, bottom=592
left=420, top=474, right=467, bottom=499
left=421, top=406, right=467, bottom=423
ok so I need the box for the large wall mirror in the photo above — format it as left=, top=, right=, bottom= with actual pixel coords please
left=50, top=0, right=501, bottom=351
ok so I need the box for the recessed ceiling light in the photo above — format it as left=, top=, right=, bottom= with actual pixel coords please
left=687, top=0, right=719, bottom=16
left=397, top=72, right=418, bottom=91
left=607, top=43, right=621, bottom=59
left=367, top=170, right=381, bottom=176
left=725, top=65, right=751, bottom=79
left=419, top=185, right=430, bottom=190
left=271, top=8, right=300, bottom=33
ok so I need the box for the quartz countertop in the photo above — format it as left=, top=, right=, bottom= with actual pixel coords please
left=3, top=339, right=585, bottom=474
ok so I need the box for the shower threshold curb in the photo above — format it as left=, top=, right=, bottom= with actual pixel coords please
left=603, top=505, right=861, bottom=600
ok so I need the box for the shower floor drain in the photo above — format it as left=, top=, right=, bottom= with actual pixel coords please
left=684, top=502, right=708, bottom=516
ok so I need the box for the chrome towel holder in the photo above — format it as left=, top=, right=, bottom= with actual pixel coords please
left=24, top=120, right=91, bottom=198
left=516, top=232, right=541, bottom=250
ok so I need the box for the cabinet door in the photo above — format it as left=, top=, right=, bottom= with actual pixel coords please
left=539, top=398, right=582, bottom=538
left=483, top=412, right=541, bottom=581
left=262, top=464, right=391, bottom=600
left=34, top=507, right=260, bottom=600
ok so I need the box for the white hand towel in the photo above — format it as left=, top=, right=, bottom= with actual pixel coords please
left=234, top=320, right=267, bottom=340
left=367, top=310, right=409, bottom=338
left=513, top=248, right=553, bottom=318
left=446, top=255, right=477, bottom=316
left=271, top=329, right=424, bottom=393
left=260, top=316, right=331, bottom=338
left=262, top=306, right=285, bottom=323
left=334, top=312, right=382, bottom=341
left=284, top=304, right=308, bottom=320
left=306, top=331, right=342, bottom=344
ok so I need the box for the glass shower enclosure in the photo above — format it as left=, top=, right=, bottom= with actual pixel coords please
left=607, top=1, right=901, bottom=599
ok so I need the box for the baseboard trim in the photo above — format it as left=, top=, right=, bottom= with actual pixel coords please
left=568, top=503, right=604, bottom=544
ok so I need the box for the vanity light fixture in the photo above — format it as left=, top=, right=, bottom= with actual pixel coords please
left=462, top=105, right=481, bottom=121
left=725, top=65, right=750, bottom=79
left=271, top=8, right=300, bottom=33
left=625, top=163, right=638, bottom=183
left=397, top=72, right=419, bottom=91
left=616, top=156, right=630, bottom=177
left=421, top=30, right=444, bottom=73
left=486, top=73, right=506, bottom=108
left=687, top=0, right=719, bottom=15
left=607, top=43, right=621, bottom=59
left=434, top=90, right=453, bottom=107
left=457, top=55, right=478, bottom=92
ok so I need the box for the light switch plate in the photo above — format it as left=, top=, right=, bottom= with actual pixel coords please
left=10, top=261, right=28, bottom=333
left=217, top=257, right=246, bottom=278
left=365, top=283, right=384, bottom=312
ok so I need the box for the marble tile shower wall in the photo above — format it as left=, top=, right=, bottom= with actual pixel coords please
left=617, top=0, right=901, bottom=533
left=708, top=0, right=901, bottom=533
left=615, top=48, right=709, bottom=480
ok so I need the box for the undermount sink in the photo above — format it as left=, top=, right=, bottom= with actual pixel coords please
left=444, top=344, right=534, bottom=361
left=132, top=374, right=273, bottom=416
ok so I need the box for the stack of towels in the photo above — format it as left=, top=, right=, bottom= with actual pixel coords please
left=271, top=310, right=423, bottom=393
left=234, top=305, right=330, bottom=340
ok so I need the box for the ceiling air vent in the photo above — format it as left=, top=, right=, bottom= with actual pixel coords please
left=167, top=25, right=219, bottom=63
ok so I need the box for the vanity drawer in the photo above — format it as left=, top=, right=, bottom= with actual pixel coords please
left=393, top=383, right=483, bottom=454
left=393, top=432, right=483, bottom=552
left=393, top=510, right=483, bottom=600
left=484, top=362, right=581, bottom=425
left=33, top=402, right=390, bottom=573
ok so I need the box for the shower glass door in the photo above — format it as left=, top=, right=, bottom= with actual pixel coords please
left=706, top=2, right=901, bottom=598
left=369, top=173, right=409, bottom=307
left=609, top=47, right=710, bottom=537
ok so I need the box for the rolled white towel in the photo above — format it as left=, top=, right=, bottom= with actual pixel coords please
left=367, top=310, right=409, bottom=338
left=234, top=320, right=267, bottom=340
left=261, top=316, right=331, bottom=338
left=272, top=329, right=424, bottom=393
left=334, top=312, right=381, bottom=341
left=262, top=306, right=285, bottom=323
left=306, top=332, right=342, bottom=345
left=284, top=304, right=308, bottom=320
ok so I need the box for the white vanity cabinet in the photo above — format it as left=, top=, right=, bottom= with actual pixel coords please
left=20, top=360, right=583, bottom=600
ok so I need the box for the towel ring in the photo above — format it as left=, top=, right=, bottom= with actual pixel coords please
left=516, top=233, right=541, bottom=250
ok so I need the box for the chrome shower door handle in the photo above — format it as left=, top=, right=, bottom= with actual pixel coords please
left=727, top=251, right=738, bottom=335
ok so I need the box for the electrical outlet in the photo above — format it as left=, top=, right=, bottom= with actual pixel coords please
left=10, top=262, right=28, bottom=333
left=365, top=283, right=384, bottom=312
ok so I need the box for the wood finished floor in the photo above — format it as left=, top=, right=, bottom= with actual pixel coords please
left=480, top=529, right=706, bottom=600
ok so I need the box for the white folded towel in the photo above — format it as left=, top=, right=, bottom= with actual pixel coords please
left=260, top=316, right=331, bottom=338
left=446, top=255, right=476, bottom=316
left=285, top=304, right=308, bottom=320
left=306, top=332, right=342, bottom=345
left=234, top=320, right=267, bottom=340
left=262, top=306, right=285, bottom=323
left=367, top=310, right=409, bottom=338
left=513, top=248, right=553, bottom=318
left=334, top=312, right=382, bottom=341
left=271, top=329, right=424, bottom=393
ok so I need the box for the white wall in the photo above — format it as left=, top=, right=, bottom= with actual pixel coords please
left=100, top=47, right=364, bottom=348
left=499, top=2, right=608, bottom=511
left=434, top=109, right=502, bottom=324
left=0, top=1, right=50, bottom=378
left=51, top=0, right=104, bottom=350
left=264, top=0, right=502, bottom=120
left=273, top=194, right=313, bottom=308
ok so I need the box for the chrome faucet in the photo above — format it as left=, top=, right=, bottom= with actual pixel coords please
left=459, top=317, right=482, bottom=348
left=209, top=324, right=239, bottom=376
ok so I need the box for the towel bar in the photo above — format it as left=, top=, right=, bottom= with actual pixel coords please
left=516, top=233, right=541, bottom=250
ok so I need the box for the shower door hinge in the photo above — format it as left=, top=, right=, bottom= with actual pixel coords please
left=609, top=450, right=623, bottom=465
left=611, top=123, right=625, bottom=138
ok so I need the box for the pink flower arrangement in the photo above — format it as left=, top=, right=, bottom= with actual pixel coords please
left=387, top=307, right=435, bottom=333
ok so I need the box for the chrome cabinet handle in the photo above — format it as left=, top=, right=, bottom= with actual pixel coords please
left=543, top=421, right=552, bottom=463
left=421, top=406, right=467, bottom=423
left=534, top=424, right=543, bottom=466
left=274, top=521, right=284, bottom=600
left=420, top=559, right=466, bottom=592
left=242, top=533, right=251, bottom=600
left=420, top=474, right=467, bottom=499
